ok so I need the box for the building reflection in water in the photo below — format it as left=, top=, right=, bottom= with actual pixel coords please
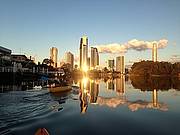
left=89, top=80, right=99, bottom=104
left=78, top=76, right=168, bottom=113
left=79, top=77, right=99, bottom=113
left=79, top=77, right=89, bottom=114
left=0, top=85, right=22, bottom=92
left=107, top=79, right=115, bottom=90
left=126, top=88, right=167, bottom=111
left=100, top=77, right=167, bottom=111
left=115, top=75, right=125, bottom=95
left=153, top=89, right=158, bottom=107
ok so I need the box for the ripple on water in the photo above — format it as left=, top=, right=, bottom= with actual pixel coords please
left=0, top=89, right=64, bottom=133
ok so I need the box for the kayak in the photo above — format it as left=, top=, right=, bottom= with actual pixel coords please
left=49, top=85, right=72, bottom=93
left=35, top=128, right=49, bottom=135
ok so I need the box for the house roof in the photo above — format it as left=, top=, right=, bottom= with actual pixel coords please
left=0, top=46, right=12, bottom=54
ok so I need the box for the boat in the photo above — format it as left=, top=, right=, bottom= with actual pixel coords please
left=35, top=128, right=49, bottom=135
left=49, top=85, right=72, bottom=93
left=33, top=86, right=42, bottom=89
left=72, top=85, right=80, bottom=90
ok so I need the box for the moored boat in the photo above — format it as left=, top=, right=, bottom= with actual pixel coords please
left=72, top=85, right=80, bottom=90
left=49, top=85, right=72, bottom=93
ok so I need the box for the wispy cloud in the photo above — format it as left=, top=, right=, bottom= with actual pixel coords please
left=95, top=39, right=168, bottom=54
left=169, top=54, right=180, bottom=62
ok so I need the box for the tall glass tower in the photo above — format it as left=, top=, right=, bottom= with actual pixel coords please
left=152, top=43, right=157, bottom=62
left=65, top=51, right=74, bottom=70
left=116, top=56, right=125, bottom=74
left=50, top=47, right=58, bottom=68
left=80, top=36, right=88, bottom=70
left=90, top=47, right=99, bottom=69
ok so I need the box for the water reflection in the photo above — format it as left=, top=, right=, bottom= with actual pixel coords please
left=107, top=79, right=115, bottom=90
left=89, top=80, right=99, bottom=104
left=128, top=88, right=167, bottom=111
left=1, top=75, right=180, bottom=135
left=50, top=91, right=71, bottom=112
left=77, top=75, right=169, bottom=113
left=97, top=89, right=168, bottom=111
left=130, top=76, right=180, bottom=91
left=0, top=80, right=49, bottom=92
left=79, top=77, right=88, bottom=113
left=115, top=75, right=125, bottom=95
left=78, top=76, right=125, bottom=113
left=128, top=88, right=168, bottom=111
left=153, top=89, right=158, bottom=107
left=0, top=76, right=173, bottom=114
left=79, top=77, right=99, bottom=113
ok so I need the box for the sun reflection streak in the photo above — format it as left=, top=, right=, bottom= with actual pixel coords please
left=82, top=65, right=88, bottom=72
left=82, top=77, right=88, bottom=89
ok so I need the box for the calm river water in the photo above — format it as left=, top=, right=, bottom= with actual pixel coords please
left=0, top=76, right=180, bottom=135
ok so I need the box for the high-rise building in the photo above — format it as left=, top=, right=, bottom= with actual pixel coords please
left=65, top=51, right=74, bottom=70
left=152, top=43, right=157, bottom=62
left=50, top=47, right=58, bottom=68
left=108, top=59, right=115, bottom=71
left=87, top=57, right=90, bottom=69
left=90, top=47, right=95, bottom=68
left=80, top=36, right=88, bottom=71
left=116, top=56, right=125, bottom=74
left=90, top=47, right=99, bottom=69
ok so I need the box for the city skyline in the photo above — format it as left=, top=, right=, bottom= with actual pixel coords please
left=0, top=0, right=180, bottom=65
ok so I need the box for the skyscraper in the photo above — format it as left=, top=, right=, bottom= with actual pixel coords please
left=108, top=59, right=115, bottom=71
left=87, top=57, right=90, bottom=69
left=152, top=43, right=157, bottom=62
left=116, top=56, right=125, bottom=74
left=80, top=36, right=88, bottom=71
left=65, top=51, right=74, bottom=70
left=50, top=47, right=58, bottom=68
left=90, top=47, right=99, bottom=69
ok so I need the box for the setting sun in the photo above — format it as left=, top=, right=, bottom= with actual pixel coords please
left=82, top=65, right=88, bottom=72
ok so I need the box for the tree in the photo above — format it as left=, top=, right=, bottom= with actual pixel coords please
left=130, top=61, right=179, bottom=76
left=42, top=58, right=54, bottom=66
left=103, top=67, right=109, bottom=72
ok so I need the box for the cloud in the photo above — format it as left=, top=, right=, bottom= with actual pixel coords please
left=96, top=43, right=127, bottom=54
left=96, top=39, right=168, bottom=54
left=169, top=54, right=180, bottom=62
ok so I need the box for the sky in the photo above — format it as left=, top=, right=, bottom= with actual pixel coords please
left=0, top=0, right=180, bottom=66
